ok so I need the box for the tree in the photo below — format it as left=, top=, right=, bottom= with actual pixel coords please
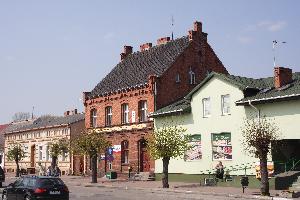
left=147, top=125, right=190, bottom=188
left=49, top=139, right=69, bottom=170
left=241, top=117, right=280, bottom=196
left=71, top=130, right=111, bottom=183
left=7, top=144, right=25, bottom=177
left=12, top=112, right=31, bottom=122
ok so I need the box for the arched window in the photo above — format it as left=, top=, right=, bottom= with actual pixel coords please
left=90, top=109, right=97, bottom=128
left=189, top=68, right=196, bottom=85
left=121, top=140, right=129, bottom=164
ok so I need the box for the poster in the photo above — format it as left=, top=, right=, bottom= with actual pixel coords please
left=255, top=162, right=274, bottom=178
left=212, top=133, right=232, bottom=160
left=113, top=145, right=121, bottom=153
left=185, top=134, right=202, bottom=161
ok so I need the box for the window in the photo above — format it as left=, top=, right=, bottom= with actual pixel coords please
left=212, top=133, right=232, bottom=160
left=202, top=98, right=211, bottom=117
left=45, top=145, right=49, bottom=161
left=90, top=109, right=97, bottom=128
left=121, top=104, right=129, bottom=124
left=189, top=68, right=196, bottom=85
left=175, top=73, right=180, bottom=83
left=105, top=106, right=112, bottom=126
left=39, top=146, right=43, bottom=161
left=221, top=94, right=230, bottom=115
left=185, top=135, right=202, bottom=161
left=121, top=140, right=129, bottom=164
left=138, top=100, right=148, bottom=122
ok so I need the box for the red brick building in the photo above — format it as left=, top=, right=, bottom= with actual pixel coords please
left=83, top=21, right=228, bottom=176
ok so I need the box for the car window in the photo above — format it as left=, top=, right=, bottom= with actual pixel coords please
left=22, top=178, right=30, bottom=187
left=38, top=178, right=64, bottom=187
left=14, top=178, right=24, bottom=187
left=28, top=178, right=36, bottom=187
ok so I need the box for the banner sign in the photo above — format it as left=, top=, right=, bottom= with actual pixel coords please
left=185, top=134, right=202, bottom=161
left=212, top=132, right=232, bottom=160
left=113, top=145, right=121, bottom=153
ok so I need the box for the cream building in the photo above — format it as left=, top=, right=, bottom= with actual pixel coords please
left=4, top=110, right=85, bottom=175
left=151, top=67, right=300, bottom=176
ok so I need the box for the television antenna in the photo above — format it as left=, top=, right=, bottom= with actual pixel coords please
left=272, top=40, right=286, bottom=67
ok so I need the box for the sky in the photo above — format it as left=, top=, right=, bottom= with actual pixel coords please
left=0, top=0, right=300, bottom=124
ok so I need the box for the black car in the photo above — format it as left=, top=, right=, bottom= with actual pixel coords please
left=2, top=176, right=69, bottom=200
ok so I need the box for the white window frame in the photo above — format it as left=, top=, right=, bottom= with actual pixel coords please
left=202, top=97, right=211, bottom=117
left=91, top=109, right=97, bottom=128
left=38, top=146, right=43, bottom=161
left=139, top=101, right=148, bottom=122
left=121, top=104, right=129, bottom=124
left=221, top=94, right=231, bottom=115
left=189, top=69, right=196, bottom=85
left=105, top=106, right=112, bottom=126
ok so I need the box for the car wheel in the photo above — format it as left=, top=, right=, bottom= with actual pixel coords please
left=25, top=195, right=32, bottom=200
left=2, top=193, right=7, bottom=200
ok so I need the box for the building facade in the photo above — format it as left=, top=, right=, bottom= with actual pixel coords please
left=4, top=110, right=85, bottom=175
left=151, top=67, right=300, bottom=176
left=84, top=21, right=228, bottom=176
left=0, top=124, right=8, bottom=168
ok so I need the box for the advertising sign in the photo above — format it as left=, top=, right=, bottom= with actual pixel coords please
left=212, top=133, right=232, bottom=160
left=255, top=162, right=274, bottom=179
left=185, top=134, right=202, bottom=161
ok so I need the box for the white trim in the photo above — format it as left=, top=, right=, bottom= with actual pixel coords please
left=149, top=109, right=183, bottom=117
left=236, top=93, right=300, bottom=105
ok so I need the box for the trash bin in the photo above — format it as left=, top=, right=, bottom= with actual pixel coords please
left=106, top=171, right=117, bottom=179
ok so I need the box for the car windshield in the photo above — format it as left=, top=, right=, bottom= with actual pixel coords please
left=38, top=178, right=64, bottom=187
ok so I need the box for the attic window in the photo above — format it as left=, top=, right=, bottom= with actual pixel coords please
left=189, top=68, right=196, bottom=85
left=175, top=73, right=180, bottom=83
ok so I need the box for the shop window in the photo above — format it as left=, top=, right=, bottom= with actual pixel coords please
left=185, top=134, right=202, bottom=161
left=138, top=100, right=148, bottom=122
left=221, top=94, right=231, bottom=115
left=212, top=132, right=232, bottom=160
left=121, top=140, right=129, bottom=164
left=105, top=106, right=112, bottom=126
left=202, top=97, right=211, bottom=117
left=90, top=109, right=97, bottom=128
left=121, top=104, right=129, bottom=124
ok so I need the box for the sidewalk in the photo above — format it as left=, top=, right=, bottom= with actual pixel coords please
left=61, top=175, right=297, bottom=199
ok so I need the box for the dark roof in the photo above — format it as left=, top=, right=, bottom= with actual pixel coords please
left=4, top=114, right=85, bottom=134
left=151, top=71, right=300, bottom=117
left=89, top=36, right=190, bottom=98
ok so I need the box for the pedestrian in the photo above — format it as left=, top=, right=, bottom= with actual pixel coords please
left=215, top=161, right=224, bottom=180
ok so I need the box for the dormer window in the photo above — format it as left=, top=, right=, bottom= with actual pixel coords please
left=175, top=73, right=180, bottom=83
left=189, top=68, right=196, bottom=85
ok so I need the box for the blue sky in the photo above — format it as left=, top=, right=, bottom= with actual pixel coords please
left=0, top=0, right=299, bottom=124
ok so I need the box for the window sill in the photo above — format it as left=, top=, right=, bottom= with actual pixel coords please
left=121, top=163, right=130, bottom=166
left=221, top=113, right=231, bottom=116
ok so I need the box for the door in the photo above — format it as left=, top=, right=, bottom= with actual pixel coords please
left=139, top=139, right=150, bottom=172
left=30, top=145, right=35, bottom=168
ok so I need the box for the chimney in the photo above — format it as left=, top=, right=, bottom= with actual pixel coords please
left=140, top=43, right=152, bottom=51
left=157, top=37, right=170, bottom=45
left=188, top=21, right=203, bottom=41
left=274, top=67, right=293, bottom=89
left=64, top=111, right=70, bottom=116
left=71, top=109, right=78, bottom=115
left=120, top=45, right=133, bottom=61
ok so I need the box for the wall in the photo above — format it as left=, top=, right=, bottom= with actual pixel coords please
left=155, top=77, right=258, bottom=175
left=156, top=34, right=228, bottom=109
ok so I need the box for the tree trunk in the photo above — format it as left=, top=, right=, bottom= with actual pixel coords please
left=162, top=157, right=170, bottom=188
left=91, top=154, right=98, bottom=183
left=16, top=160, right=20, bottom=177
left=51, top=156, right=57, bottom=168
left=260, top=153, right=270, bottom=196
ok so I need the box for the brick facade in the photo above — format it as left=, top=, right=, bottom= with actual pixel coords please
left=84, top=21, right=227, bottom=176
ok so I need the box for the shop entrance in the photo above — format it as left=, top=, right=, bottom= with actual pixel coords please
left=272, top=139, right=300, bottom=174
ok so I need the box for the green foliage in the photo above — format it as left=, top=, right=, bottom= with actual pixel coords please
left=241, top=117, right=280, bottom=158
left=71, top=129, right=111, bottom=157
left=147, top=124, right=191, bottom=160
left=49, top=138, right=69, bottom=158
left=7, top=143, right=25, bottom=162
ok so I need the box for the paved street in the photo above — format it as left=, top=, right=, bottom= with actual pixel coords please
left=0, top=174, right=294, bottom=200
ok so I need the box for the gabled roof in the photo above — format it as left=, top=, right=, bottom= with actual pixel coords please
left=151, top=71, right=300, bottom=117
left=88, top=36, right=190, bottom=98
left=4, top=114, right=85, bottom=134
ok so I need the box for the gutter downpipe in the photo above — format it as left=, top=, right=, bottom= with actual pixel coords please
left=248, top=100, right=260, bottom=120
